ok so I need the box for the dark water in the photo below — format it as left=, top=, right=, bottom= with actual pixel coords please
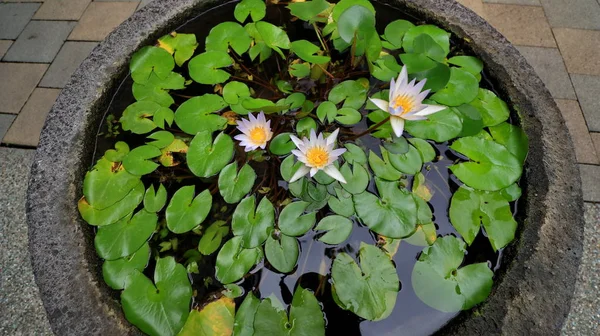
left=92, top=1, right=519, bottom=335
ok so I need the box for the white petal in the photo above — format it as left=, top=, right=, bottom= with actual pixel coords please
left=290, top=165, right=310, bottom=183
left=234, top=134, right=247, bottom=142
left=330, top=148, right=347, bottom=158
left=309, top=129, right=318, bottom=143
left=369, top=98, right=390, bottom=112
left=403, top=113, right=428, bottom=121
left=413, top=78, right=427, bottom=95
left=310, top=167, right=319, bottom=177
left=326, top=129, right=340, bottom=146
left=415, top=89, right=430, bottom=104
left=289, top=134, right=306, bottom=152
left=258, top=111, right=266, bottom=123
left=390, top=116, right=405, bottom=137
left=389, top=77, right=397, bottom=98
left=415, top=104, right=446, bottom=116
left=397, top=66, right=408, bottom=92
left=323, top=165, right=347, bottom=184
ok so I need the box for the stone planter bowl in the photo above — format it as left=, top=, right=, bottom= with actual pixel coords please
left=26, top=0, right=585, bottom=335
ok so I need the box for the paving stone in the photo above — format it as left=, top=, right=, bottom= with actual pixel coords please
left=571, top=74, right=600, bottom=132
left=517, top=46, right=576, bottom=99
left=0, top=3, right=40, bottom=39
left=0, top=63, right=48, bottom=114
left=0, top=40, right=12, bottom=59
left=33, top=0, right=92, bottom=21
left=456, top=0, right=486, bottom=17
left=483, top=0, right=540, bottom=5
left=39, top=41, right=97, bottom=88
left=138, top=0, right=152, bottom=9
left=554, top=28, right=600, bottom=76
left=68, top=2, right=139, bottom=41
left=540, top=0, right=600, bottom=30
left=591, top=133, right=600, bottom=162
left=2, top=88, right=60, bottom=147
left=0, top=147, right=54, bottom=336
left=482, top=4, right=556, bottom=47
left=555, top=99, right=599, bottom=165
left=3, top=21, right=76, bottom=63
left=580, top=164, right=600, bottom=202
left=0, top=114, right=16, bottom=141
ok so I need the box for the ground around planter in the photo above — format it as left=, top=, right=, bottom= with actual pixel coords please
left=0, top=0, right=598, bottom=335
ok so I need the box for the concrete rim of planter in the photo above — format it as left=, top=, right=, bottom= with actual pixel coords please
left=26, top=0, right=584, bottom=335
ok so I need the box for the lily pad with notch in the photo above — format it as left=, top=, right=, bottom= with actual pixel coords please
left=178, top=297, right=236, bottom=336
left=232, top=195, right=275, bottom=248
left=215, top=236, right=263, bottom=284
left=102, top=242, right=150, bottom=290
left=187, top=131, right=234, bottom=178
left=95, top=209, right=158, bottom=261
left=219, top=162, right=257, bottom=204
left=188, top=50, right=233, bottom=85
left=165, top=185, right=212, bottom=234
left=265, top=233, right=300, bottom=273
left=79, top=181, right=144, bottom=227
left=278, top=201, right=317, bottom=237
left=315, top=215, right=353, bottom=245
left=198, top=220, right=229, bottom=255
left=174, top=94, right=228, bottom=135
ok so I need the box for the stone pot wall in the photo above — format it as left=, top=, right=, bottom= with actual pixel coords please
left=26, top=0, right=584, bottom=335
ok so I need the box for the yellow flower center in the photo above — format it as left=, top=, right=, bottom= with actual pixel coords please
left=392, top=95, right=415, bottom=114
left=306, top=147, right=330, bottom=168
left=249, top=127, right=268, bottom=144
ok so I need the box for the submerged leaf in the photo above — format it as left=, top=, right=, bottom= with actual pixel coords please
left=178, top=297, right=235, bottom=336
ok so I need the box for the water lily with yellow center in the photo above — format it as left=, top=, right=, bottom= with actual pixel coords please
left=369, top=66, right=446, bottom=137
left=234, top=111, right=273, bottom=152
left=289, top=129, right=347, bottom=184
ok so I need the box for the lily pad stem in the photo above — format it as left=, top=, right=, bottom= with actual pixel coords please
left=349, top=116, right=391, bottom=140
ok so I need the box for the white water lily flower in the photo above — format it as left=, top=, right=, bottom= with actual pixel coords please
left=289, top=129, right=347, bottom=184
left=369, top=66, right=446, bottom=137
left=234, top=111, right=273, bottom=152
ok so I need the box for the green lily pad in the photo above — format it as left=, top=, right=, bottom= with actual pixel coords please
left=95, top=209, right=157, bottom=260
left=187, top=131, right=234, bottom=178
left=403, top=25, right=450, bottom=55
left=337, top=5, right=375, bottom=43
left=269, top=133, right=296, bottom=156
left=253, top=287, right=325, bottom=336
left=121, top=101, right=173, bottom=134
left=430, top=67, right=479, bottom=106
left=399, top=52, right=437, bottom=74
left=331, top=243, right=400, bottom=321
left=265, top=233, right=299, bottom=273
left=449, top=186, right=517, bottom=251
left=335, top=107, right=362, bottom=125
left=83, top=157, right=140, bottom=210
left=223, top=81, right=251, bottom=105
left=166, top=185, right=212, bottom=234
left=157, top=33, right=198, bottom=66
left=354, top=178, right=417, bottom=238
left=448, top=56, right=483, bottom=81
left=332, top=0, right=375, bottom=22
left=343, top=143, right=367, bottom=165
left=328, top=80, right=367, bottom=109
left=371, top=54, right=402, bottom=81
left=403, top=222, right=437, bottom=247
left=233, top=293, right=260, bottom=336
left=315, top=215, right=353, bottom=245
left=413, top=34, right=447, bottom=63
left=411, top=236, right=493, bottom=312
left=405, top=107, right=462, bottom=142
left=178, top=297, right=235, bottom=336
left=383, top=19, right=415, bottom=49
left=232, top=196, right=275, bottom=248
left=500, top=183, right=522, bottom=202
left=316, top=101, right=338, bottom=123
left=450, top=136, right=522, bottom=191
left=102, top=242, right=150, bottom=290
left=288, top=0, right=329, bottom=22
left=368, top=149, right=403, bottom=181
left=129, top=46, right=174, bottom=84
left=412, top=61, right=452, bottom=92
left=469, top=89, right=510, bottom=127
left=174, top=94, right=228, bottom=135
left=255, top=21, right=291, bottom=58
left=147, top=131, right=175, bottom=149
left=387, top=144, right=423, bottom=175
left=235, top=0, right=266, bottom=22
left=105, top=142, right=130, bottom=162
left=121, top=257, right=192, bottom=336
left=278, top=201, right=317, bottom=237
left=198, top=220, right=229, bottom=255
left=489, top=122, right=528, bottom=164
left=122, top=145, right=161, bottom=176
left=408, top=138, right=436, bottom=163
left=366, top=110, right=394, bottom=138
left=296, top=118, right=318, bottom=138
left=79, top=181, right=144, bottom=226
left=132, top=71, right=185, bottom=107
left=280, top=154, right=304, bottom=182
left=289, top=63, right=311, bottom=78
left=340, top=163, right=369, bottom=194
left=412, top=172, right=433, bottom=202
left=452, top=104, right=484, bottom=137
left=215, top=236, right=263, bottom=284
left=143, top=184, right=167, bottom=213
left=189, top=51, right=233, bottom=85
left=327, top=187, right=355, bottom=217
left=291, top=40, right=331, bottom=64
left=219, top=163, right=256, bottom=204
left=206, top=22, right=252, bottom=55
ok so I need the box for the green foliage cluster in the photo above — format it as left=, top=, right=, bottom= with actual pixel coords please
left=77, top=0, right=529, bottom=335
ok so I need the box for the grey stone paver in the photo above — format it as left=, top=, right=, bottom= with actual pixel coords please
left=483, top=0, right=540, bottom=5
left=0, top=148, right=54, bottom=336
left=0, top=3, right=40, bottom=39
left=0, top=114, right=16, bottom=141
left=580, top=164, right=600, bottom=202
left=517, top=46, right=576, bottom=99
left=0, top=41, right=12, bottom=59
left=2, top=21, right=76, bottom=63
left=138, top=0, right=152, bottom=9
left=0, top=63, right=48, bottom=114
left=68, top=1, right=139, bottom=41
left=33, top=0, right=92, bottom=21
left=555, top=99, right=599, bottom=164
left=591, top=133, right=600, bottom=159
left=540, top=0, right=600, bottom=30
left=481, top=3, right=556, bottom=47
left=2, top=88, right=60, bottom=147
left=554, top=28, right=600, bottom=76
left=571, top=74, right=600, bottom=132
left=562, top=203, right=600, bottom=336
left=39, top=41, right=97, bottom=88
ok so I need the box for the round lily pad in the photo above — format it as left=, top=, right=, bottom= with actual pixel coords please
left=83, top=157, right=140, bottom=210
left=315, top=215, right=353, bottom=245
left=188, top=50, right=233, bottom=85
left=340, top=163, right=369, bottom=194
left=143, top=184, right=167, bottom=213
left=102, top=243, right=150, bottom=290
left=405, top=107, right=462, bottom=143
left=198, top=220, right=229, bottom=255
left=215, top=236, right=263, bottom=284
left=232, top=196, right=275, bottom=248
left=129, top=46, right=174, bottom=84
left=430, top=68, right=479, bottom=107
left=278, top=201, right=317, bottom=237
left=78, top=181, right=145, bottom=227
left=165, top=185, right=212, bottom=234
left=219, top=162, right=257, bottom=204
left=206, top=21, right=252, bottom=55
left=187, top=131, right=234, bottom=178
left=234, top=0, right=266, bottom=22
left=178, top=297, right=235, bottom=336
left=265, top=233, right=299, bottom=273
left=174, top=94, right=228, bottom=135
left=122, top=145, right=161, bottom=176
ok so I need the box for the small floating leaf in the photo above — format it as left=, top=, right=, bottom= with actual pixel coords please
left=105, top=142, right=130, bottom=162
left=147, top=131, right=175, bottom=149
left=178, top=297, right=235, bottom=336
left=174, top=94, right=228, bottom=134
left=452, top=104, right=484, bottom=137
left=447, top=56, right=483, bottom=81
left=157, top=33, right=198, bottom=66
left=288, top=0, right=330, bottom=22
left=340, top=163, right=369, bottom=194
left=130, top=46, right=174, bottom=84
left=368, top=149, right=402, bottom=181
left=223, top=81, right=251, bottom=105
left=166, top=185, right=212, bottom=234
left=121, top=101, right=173, bottom=134
left=315, top=215, right=353, bottom=245
left=269, top=133, right=296, bottom=156
left=219, top=163, right=257, bottom=204
left=328, top=187, right=355, bottom=217
left=403, top=25, right=450, bottom=55
left=335, top=107, right=361, bottom=125
left=296, top=117, right=317, bottom=137
left=215, top=236, right=263, bottom=284
left=342, top=143, right=367, bottom=165
left=206, top=22, right=252, bottom=55
left=83, top=157, right=140, bottom=210
left=79, top=181, right=144, bottom=226
left=328, top=80, right=367, bottom=110
left=255, top=21, right=291, bottom=58
left=95, top=209, right=158, bottom=260
left=143, top=184, right=167, bottom=213
left=265, top=233, right=299, bottom=273
left=291, top=40, right=331, bottom=64
left=132, top=72, right=185, bottom=107
left=122, top=145, right=161, bottom=176
left=289, top=63, right=311, bottom=78
left=382, top=19, right=414, bottom=49
left=189, top=51, right=233, bottom=85
left=278, top=201, right=317, bottom=237
left=234, top=0, right=266, bottom=23
left=331, top=243, right=400, bottom=321
left=187, top=131, right=234, bottom=178
left=387, top=144, right=423, bottom=175
left=412, top=172, right=433, bottom=202
left=316, top=101, right=338, bottom=123
left=413, top=34, right=447, bottom=63
left=121, top=257, right=192, bottom=336
left=403, top=222, right=437, bottom=247
left=408, top=138, right=436, bottom=163
left=198, top=220, right=229, bottom=255
left=489, top=122, right=528, bottom=164
left=430, top=68, right=479, bottom=107
left=102, top=243, right=150, bottom=290
left=500, top=183, right=522, bottom=202
left=468, top=88, right=510, bottom=127
left=405, top=107, right=462, bottom=142
left=232, top=196, right=275, bottom=248
left=280, top=154, right=304, bottom=182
